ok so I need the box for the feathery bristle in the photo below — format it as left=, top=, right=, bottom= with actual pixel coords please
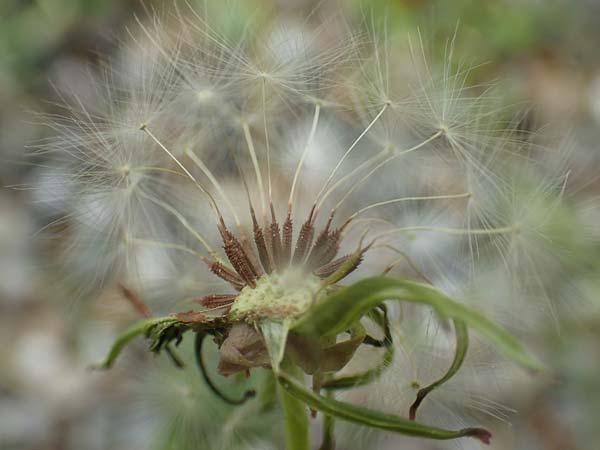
left=306, top=227, right=341, bottom=271
left=203, top=258, right=245, bottom=290
left=268, top=204, right=284, bottom=270
left=219, top=223, right=258, bottom=288
left=281, top=212, right=294, bottom=266
left=196, top=294, right=237, bottom=309
left=251, top=206, right=273, bottom=274
left=292, top=216, right=315, bottom=265
left=315, top=253, right=359, bottom=279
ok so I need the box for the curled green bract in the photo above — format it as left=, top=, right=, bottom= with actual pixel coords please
left=93, top=317, right=179, bottom=369
left=409, top=319, right=469, bottom=420
left=292, top=276, right=543, bottom=372
left=322, top=305, right=394, bottom=390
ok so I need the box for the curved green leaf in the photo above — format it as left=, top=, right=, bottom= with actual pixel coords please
left=92, top=316, right=178, bottom=369
left=409, top=319, right=468, bottom=420
left=292, top=276, right=542, bottom=372
left=277, top=372, right=491, bottom=444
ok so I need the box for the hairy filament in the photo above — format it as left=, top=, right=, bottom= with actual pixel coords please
left=328, top=131, right=444, bottom=213
left=129, top=237, right=205, bottom=259
left=185, top=148, right=241, bottom=226
left=134, top=15, right=194, bottom=89
left=375, top=224, right=520, bottom=240
left=316, top=146, right=389, bottom=211
left=342, top=217, right=396, bottom=236
left=346, top=192, right=471, bottom=224
left=375, top=244, right=433, bottom=284
left=137, top=190, right=220, bottom=261
left=315, top=102, right=389, bottom=205
left=140, top=124, right=221, bottom=217
left=242, top=122, right=267, bottom=215
left=133, top=166, right=194, bottom=176
left=262, top=79, right=273, bottom=204
left=288, top=103, right=321, bottom=211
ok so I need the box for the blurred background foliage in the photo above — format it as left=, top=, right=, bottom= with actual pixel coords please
left=1, top=1, right=599, bottom=449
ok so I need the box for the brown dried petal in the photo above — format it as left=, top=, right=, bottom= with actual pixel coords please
left=196, top=294, right=237, bottom=309
left=286, top=332, right=363, bottom=375
left=175, top=310, right=210, bottom=323
left=217, top=323, right=271, bottom=376
left=319, top=333, right=364, bottom=372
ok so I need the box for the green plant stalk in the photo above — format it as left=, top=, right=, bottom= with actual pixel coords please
left=318, top=391, right=335, bottom=450
left=258, top=370, right=278, bottom=413
left=279, top=361, right=310, bottom=450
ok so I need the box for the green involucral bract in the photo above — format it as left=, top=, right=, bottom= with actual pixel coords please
left=409, top=319, right=469, bottom=420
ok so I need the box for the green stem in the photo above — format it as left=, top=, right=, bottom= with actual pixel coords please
left=279, top=362, right=310, bottom=450
left=258, top=370, right=278, bottom=413
left=318, top=391, right=335, bottom=450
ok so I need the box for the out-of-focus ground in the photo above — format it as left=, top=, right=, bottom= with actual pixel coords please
left=1, top=1, right=599, bottom=449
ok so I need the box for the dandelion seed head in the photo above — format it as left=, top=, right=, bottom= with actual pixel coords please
left=28, top=6, right=577, bottom=447
left=229, top=269, right=322, bottom=321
